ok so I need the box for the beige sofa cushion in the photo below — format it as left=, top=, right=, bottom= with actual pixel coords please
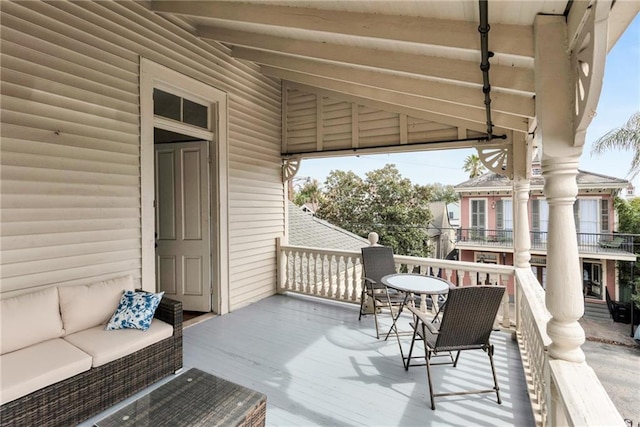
left=59, top=275, right=135, bottom=335
left=0, top=338, right=92, bottom=405
left=0, top=287, right=64, bottom=355
left=63, top=319, right=173, bottom=368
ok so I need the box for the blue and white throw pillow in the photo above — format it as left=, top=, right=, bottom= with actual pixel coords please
left=105, top=290, right=164, bottom=331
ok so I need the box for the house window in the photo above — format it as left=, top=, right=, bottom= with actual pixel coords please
left=601, top=199, right=610, bottom=233
left=495, top=199, right=512, bottom=242
left=531, top=199, right=548, bottom=244
left=154, top=89, right=209, bottom=129
left=471, top=199, right=486, bottom=238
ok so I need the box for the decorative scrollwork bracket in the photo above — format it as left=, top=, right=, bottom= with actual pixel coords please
left=476, top=142, right=513, bottom=178
left=282, top=157, right=301, bottom=183
left=571, top=0, right=609, bottom=147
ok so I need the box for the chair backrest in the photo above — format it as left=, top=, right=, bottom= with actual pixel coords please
left=434, top=285, right=506, bottom=351
left=361, top=246, right=396, bottom=288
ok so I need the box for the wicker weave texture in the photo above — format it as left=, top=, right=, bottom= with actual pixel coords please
left=0, top=297, right=183, bottom=427
left=95, top=368, right=266, bottom=427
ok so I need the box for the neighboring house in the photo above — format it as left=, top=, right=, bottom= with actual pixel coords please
left=447, top=202, right=461, bottom=229
left=454, top=165, right=633, bottom=301
left=287, top=202, right=368, bottom=251
left=300, top=202, right=319, bottom=215
left=624, top=183, right=636, bottom=199
left=426, top=201, right=456, bottom=260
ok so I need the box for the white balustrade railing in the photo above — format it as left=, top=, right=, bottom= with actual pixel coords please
left=514, top=267, right=625, bottom=427
left=276, top=238, right=625, bottom=426
left=277, top=241, right=514, bottom=328
left=515, top=268, right=552, bottom=426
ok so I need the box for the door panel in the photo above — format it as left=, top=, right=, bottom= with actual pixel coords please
left=155, top=141, right=211, bottom=312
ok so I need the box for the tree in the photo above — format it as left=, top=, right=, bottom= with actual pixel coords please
left=463, top=154, right=486, bottom=178
left=293, top=179, right=324, bottom=207
left=591, top=111, right=640, bottom=179
left=415, top=183, right=459, bottom=204
left=316, top=164, right=432, bottom=257
left=316, top=170, right=366, bottom=232
left=614, top=196, right=640, bottom=303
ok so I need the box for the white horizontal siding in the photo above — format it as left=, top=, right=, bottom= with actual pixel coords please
left=1, top=0, right=283, bottom=310
left=284, top=85, right=472, bottom=154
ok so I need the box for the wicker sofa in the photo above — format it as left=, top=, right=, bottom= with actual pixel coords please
left=0, top=276, right=183, bottom=427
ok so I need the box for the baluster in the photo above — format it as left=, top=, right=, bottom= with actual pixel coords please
left=501, top=290, right=511, bottom=328
left=350, top=257, right=358, bottom=301
left=304, top=252, right=311, bottom=294
left=282, top=250, right=295, bottom=290
left=307, top=253, right=314, bottom=294
left=329, top=255, right=336, bottom=298
left=445, top=268, right=454, bottom=283
left=343, top=255, right=350, bottom=301
left=469, top=270, right=478, bottom=287
left=294, top=251, right=301, bottom=292
left=336, top=255, right=347, bottom=299
left=320, top=254, right=328, bottom=296
left=419, top=294, right=427, bottom=313
left=311, top=253, right=318, bottom=295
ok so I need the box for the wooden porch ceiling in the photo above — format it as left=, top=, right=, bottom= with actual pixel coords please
left=150, top=1, right=637, bottom=148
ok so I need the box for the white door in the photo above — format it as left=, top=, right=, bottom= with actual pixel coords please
left=155, top=141, right=211, bottom=312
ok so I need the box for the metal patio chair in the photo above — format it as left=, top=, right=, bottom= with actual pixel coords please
left=406, top=285, right=506, bottom=410
left=358, top=246, right=404, bottom=339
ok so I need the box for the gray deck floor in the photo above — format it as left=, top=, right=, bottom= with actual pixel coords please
left=83, top=294, right=534, bottom=426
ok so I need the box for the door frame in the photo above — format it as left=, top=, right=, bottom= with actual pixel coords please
left=140, top=58, right=230, bottom=315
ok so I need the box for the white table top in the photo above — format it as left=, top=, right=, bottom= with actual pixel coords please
left=381, top=273, right=451, bottom=295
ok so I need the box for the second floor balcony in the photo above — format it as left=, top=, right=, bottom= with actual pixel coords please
left=274, top=240, right=628, bottom=426
left=455, top=228, right=637, bottom=260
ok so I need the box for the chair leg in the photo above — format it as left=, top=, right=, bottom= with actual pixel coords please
left=358, top=287, right=366, bottom=321
left=372, top=298, right=381, bottom=339
left=425, top=348, right=436, bottom=410
left=488, top=344, right=501, bottom=404
left=452, top=350, right=461, bottom=367
left=405, top=321, right=420, bottom=371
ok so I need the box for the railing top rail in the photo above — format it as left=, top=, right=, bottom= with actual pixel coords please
left=279, top=243, right=362, bottom=258
left=394, top=254, right=516, bottom=275
left=280, top=243, right=516, bottom=276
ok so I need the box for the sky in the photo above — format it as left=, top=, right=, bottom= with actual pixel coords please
left=296, top=14, right=640, bottom=189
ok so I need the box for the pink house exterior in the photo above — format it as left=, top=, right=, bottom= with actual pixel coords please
left=454, top=167, right=633, bottom=301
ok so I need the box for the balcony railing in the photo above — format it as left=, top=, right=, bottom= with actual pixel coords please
left=456, top=228, right=636, bottom=255
left=276, top=239, right=625, bottom=427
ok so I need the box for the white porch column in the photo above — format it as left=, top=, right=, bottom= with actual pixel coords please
left=512, top=132, right=532, bottom=269
left=513, top=178, right=531, bottom=268
left=535, top=15, right=585, bottom=363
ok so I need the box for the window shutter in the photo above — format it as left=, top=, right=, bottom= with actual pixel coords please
left=495, top=200, right=504, bottom=230
left=532, top=199, right=540, bottom=231
left=600, top=199, right=609, bottom=233
left=573, top=201, right=580, bottom=232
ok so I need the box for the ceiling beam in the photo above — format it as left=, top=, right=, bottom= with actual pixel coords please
left=234, top=47, right=534, bottom=118
left=151, top=1, right=534, bottom=57
left=272, top=68, right=528, bottom=132
left=285, top=81, right=498, bottom=136
left=199, top=27, right=535, bottom=93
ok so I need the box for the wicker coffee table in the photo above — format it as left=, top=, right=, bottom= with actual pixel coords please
left=94, top=368, right=266, bottom=427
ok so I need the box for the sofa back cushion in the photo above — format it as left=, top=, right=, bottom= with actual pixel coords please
left=0, top=287, right=64, bottom=354
left=59, top=275, right=135, bottom=335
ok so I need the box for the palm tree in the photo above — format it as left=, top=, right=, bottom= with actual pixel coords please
left=463, top=154, right=486, bottom=178
left=591, top=111, right=640, bottom=179
left=293, top=178, right=323, bottom=207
